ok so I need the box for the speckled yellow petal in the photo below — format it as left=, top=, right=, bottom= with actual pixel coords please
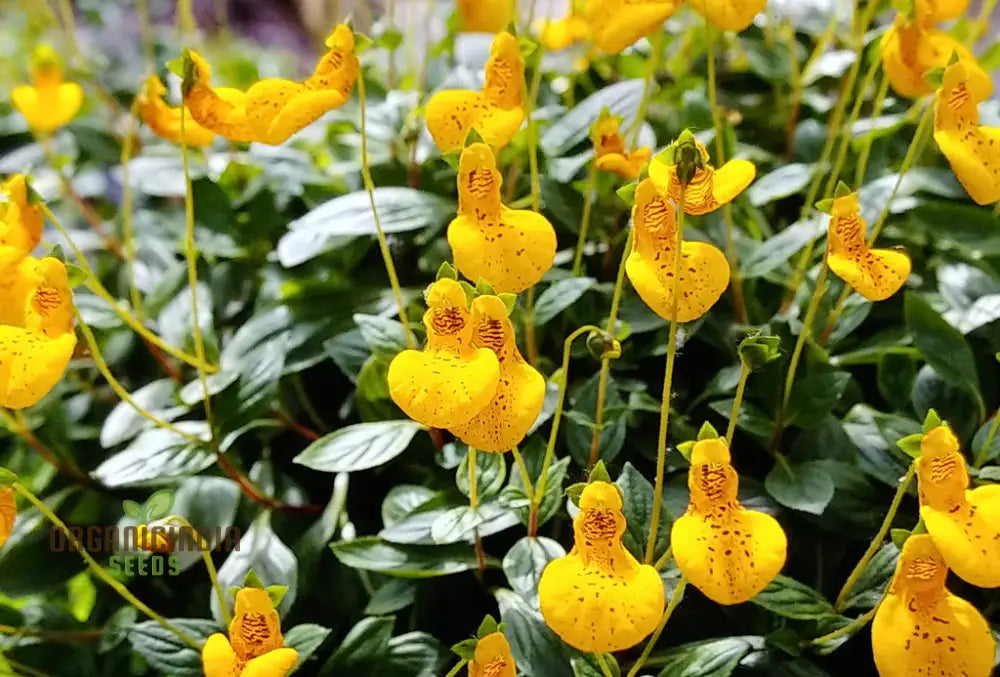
left=882, top=21, right=992, bottom=100
left=476, top=106, right=526, bottom=150
left=458, top=0, right=513, bottom=33
left=653, top=144, right=754, bottom=214
left=137, top=76, right=215, bottom=147
left=540, top=15, right=591, bottom=50
left=425, top=90, right=491, bottom=153
left=304, top=24, right=359, bottom=97
left=914, top=0, right=969, bottom=24
left=0, top=176, right=43, bottom=271
left=626, top=179, right=730, bottom=322
left=826, top=193, right=910, bottom=301
left=596, top=149, right=650, bottom=180
left=0, top=488, right=15, bottom=548
left=686, top=0, right=767, bottom=31
left=241, top=648, right=298, bottom=677
left=183, top=51, right=256, bottom=142
left=584, top=0, right=680, bottom=54
left=245, top=78, right=347, bottom=145
left=712, top=159, right=756, bottom=206
left=469, top=632, right=516, bottom=677
left=539, top=482, right=664, bottom=652
left=450, top=296, right=544, bottom=452
left=229, top=588, right=284, bottom=659
left=483, top=32, right=524, bottom=110
left=202, top=634, right=240, bottom=677
left=871, top=534, right=995, bottom=677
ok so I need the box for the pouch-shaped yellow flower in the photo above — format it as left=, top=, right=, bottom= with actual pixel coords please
left=933, top=60, right=1000, bottom=206
left=469, top=631, right=516, bottom=677
left=447, top=143, right=557, bottom=293
left=539, top=481, right=664, bottom=652
left=0, top=487, right=16, bottom=548
left=880, top=18, right=991, bottom=100
left=449, top=296, right=544, bottom=452
left=137, top=75, right=215, bottom=147
left=584, top=0, right=679, bottom=54
left=625, top=179, right=730, bottom=322
left=387, top=278, right=501, bottom=429
left=0, top=175, right=43, bottom=272
left=649, top=141, right=755, bottom=215
left=182, top=50, right=257, bottom=143
left=424, top=31, right=525, bottom=152
left=826, top=193, right=911, bottom=301
left=202, top=587, right=298, bottom=677
left=11, top=46, right=83, bottom=134
left=0, top=257, right=77, bottom=409
left=917, top=424, right=1000, bottom=588
left=686, top=0, right=767, bottom=31
left=593, top=112, right=651, bottom=180
left=871, top=534, right=995, bottom=677
left=672, top=438, right=787, bottom=605
left=539, top=14, right=591, bottom=51
left=458, top=0, right=513, bottom=33
left=914, top=0, right=968, bottom=24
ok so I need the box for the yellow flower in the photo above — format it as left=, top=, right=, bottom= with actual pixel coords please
left=880, top=17, right=991, bottom=100
left=135, top=524, right=173, bottom=553
left=458, top=0, right=513, bottom=33
left=0, top=257, right=77, bottom=409
left=182, top=50, right=257, bottom=143
left=0, top=487, right=15, bottom=548
left=539, top=481, right=664, bottom=652
left=933, top=60, right=1000, bottom=206
left=871, top=534, right=995, bottom=677
left=469, top=631, right=516, bottom=677
left=137, top=75, right=215, bottom=147
left=671, top=438, right=787, bottom=605
left=449, top=296, right=544, bottom=452
left=387, top=278, right=501, bottom=429
left=202, top=588, right=298, bottom=677
left=245, top=24, right=359, bottom=145
left=583, top=0, right=679, bottom=54
left=0, top=175, right=43, bottom=272
left=424, top=32, right=525, bottom=153
left=686, top=0, right=768, bottom=32
left=914, top=0, right=968, bottom=24
left=11, top=46, right=84, bottom=134
left=825, top=192, right=910, bottom=302
left=592, top=111, right=651, bottom=180
left=447, top=143, right=557, bottom=293
left=539, top=14, right=591, bottom=51
left=916, top=424, right=1000, bottom=588
left=649, top=140, right=755, bottom=215
left=625, top=179, right=730, bottom=322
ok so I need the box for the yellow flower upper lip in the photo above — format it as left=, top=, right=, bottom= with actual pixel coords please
left=12, top=49, right=83, bottom=134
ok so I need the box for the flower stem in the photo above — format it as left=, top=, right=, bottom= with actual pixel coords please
left=166, top=515, right=231, bottom=626
left=12, top=483, right=200, bottom=649
left=975, top=407, right=1000, bottom=469
left=726, top=360, right=751, bottom=446
left=529, top=324, right=604, bottom=535
left=653, top=545, right=673, bottom=572
left=628, top=29, right=664, bottom=146
left=510, top=445, right=535, bottom=500
left=120, top=100, right=144, bottom=320
left=443, top=659, right=469, bottom=677
left=645, top=191, right=686, bottom=564
left=357, top=75, right=416, bottom=349
left=524, top=288, right=538, bottom=367
left=572, top=162, right=599, bottom=277
left=833, top=462, right=915, bottom=612
left=970, top=0, right=1000, bottom=42
left=853, top=73, right=890, bottom=188
left=822, top=49, right=882, bottom=198
left=595, top=652, right=614, bottom=677
left=809, top=590, right=887, bottom=646
left=469, top=446, right=486, bottom=574
left=625, top=577, right=688, bottom=677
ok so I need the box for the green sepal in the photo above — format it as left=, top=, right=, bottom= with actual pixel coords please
left=459, top=281, right=477, bottom=305
left=451, top=638, right=478, bottom=660
left=925, top=67, right=945, bottom=88
left=586, top=330, right=621, bottom=360
left=375, top=28, right=403, bottom=52
left=922, top=409, right=943, bottom=433
left=911, top=519, right=928, bottom=535
left=890, top=528, right=911, bottom=550
left=737, top=334, right=781, bottom=370
left=697, top=421, right=720, bottom=441
left=476, top=614, right=499, bottom=639
left=0, top=468, right=19, bottom=488
left=566, top=482, right=587, bottom=507
left=242, top=569, right=265, bottom=590
left=265, top=585, right=288, bottom=609
left=499, top=293, right=518, bottom=316
left=833, top=181, right=852, bottom=199
left=66, top=264, right=89, bottom=288
left=616, top=182, right=637, bottom=205
left=475, top=279, right=495, bottom=296
left=436, top=261, right=459, bottom=281
left=517, top=36, right=537, bottom=59
left=588, top=460, right=611, bottom=484
left=353, top=32, right=375, bottom=54
left=897, top=433, right=923, bottom=459
left=814, top=198, right=835, bottom=214
left=677, top=440, right=696, bottom=462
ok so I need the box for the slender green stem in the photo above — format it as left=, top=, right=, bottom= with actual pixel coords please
left=975, top=407, right=1000, bottom=469
left=572, top=163, right=599, bottom=277
left=810, top=589, right=888, bottom=646
left=853, top=72, right=890, bottom=188
left=653, top=545, right=673, bottom=572
left=120, top=100, right=144, bottom=319
left=822, top=50, right=882, bottom=198
left=595, top=652, right=614, bottom=677
left=469, top=447, right=479, bottom=509
left=443, top=659, right=469, bottom=677
left=357, top=76, right=416, bottom=349
left=528, top=324, right=603, bottom=535
left=510, top=445, right=535, bottom=500
left=55, top=0, right=81, bottom=61
left=628, top=29, right=664, bottom=146
left=524, top=288, right=538, bottom=367
left=13, top=483, right=199, bottom=649
left=625, top=577, right=688, bottom=677
left=970, top=0, right=1000, bottom=42
left=645, top=191, right=686, bottom=564
left=166, top=515, right=230, bottom=626
left=726, top=361, right=751, bottom=446
left=136, top=0, right=154, bottom=67
left=834, top=462, right=915, bottom=612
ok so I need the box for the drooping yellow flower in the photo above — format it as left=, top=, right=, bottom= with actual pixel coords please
left=539, top=481, right=664, bottom=652
left=202, top=588, right=298, bottom=677
left=649, top=140, right=755, bottom=215
left=583, top=0, right=678, bottom=54
left=11, top=46, right=84, bottom=134
left=458, top=0, right=513, bottom=33
left=914, top=0, right=968, bottom=25
left=880, top=17, right=991, bottom=100
left=424, top=32, right=525, bottom=152
left=625, top=179, right=730, bottom=322
left=447, top=143, right=556, bottom=293
left=449, top=296, right=544, bottom=452
left=825, top=192, right=910, bottom=302
left=933, top=60, right=1000, bottom=206
left=0, top=487, right=16, bottom=548
left=539, top=13, right=591, bottom=51
left=182, top=50, right=257, bottom=143
left=687, top=0, right=768, bottom=32
left=592, top=111, right=651, bottom=181
left=468, top=631, right=516, bottom=677
left=672, top=438, right=787, bottom=605
left=387, top=278, right=501, bottom=429
left=916, top=424, right=1000, bottom=588
left=0, top=175, right=43, bottom=272
left=871, top=534, right=995, bottom=677
left=0, top=257, right=77, bottom=409
left=136, top=75, right=215, bottom=147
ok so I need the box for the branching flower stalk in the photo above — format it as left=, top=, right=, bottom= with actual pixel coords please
left=572, top=162, right=599, bottom=276
left=166, top=514, right=231, bottom=626
left=624, top=577, right=688, bottom=677
left=726, top=360, right=751, bottom=446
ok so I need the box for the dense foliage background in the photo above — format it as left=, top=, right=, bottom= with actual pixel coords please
left=0, top=0, right=999, bottom=675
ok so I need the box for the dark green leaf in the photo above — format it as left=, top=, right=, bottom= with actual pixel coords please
left=294, top=420, right=423, bottom=473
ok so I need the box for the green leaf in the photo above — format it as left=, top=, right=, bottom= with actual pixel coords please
left=533, top=278, right=594, bottom=325
left=616, top=462, right=671, bottom=561
left=284, top=624, right=333, bottom=673
left=331, top=537, right=484, bottom=578
left=456, top=449, right=507, bottom=500
left=741, top=218, right=824, bottom=279
left=294, top=420, right=423, bottom=473
left=541, top=80, right=645, bottom=157
left=753, top=576, right=836, bottom=620
left=746, top=163, right=815, bottom=206
left=502, top=536, right=566, bottom=604
left=877, top=352, right=916, bottom=411
left=92, top=422, right=213, bottom=488
left=841, top=543, right=898, bottom=611
left=653, top=637, right=755, bottom=677
left=127, top=619, right=219, bottom=676
left=786, top=372, right=851, bottom=428
left=365, top=579, right=418, bottom=615
left=572, top=653, right=621, bottom=677
left=100, top=378, right=189, bottom=448
left=765, top=461, right=835, bottom=515
left=496, top=589, right=574, bottom=677
left=354, top=314, right=409, bottom=360
left=322, top=616, right=395, bottom=675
